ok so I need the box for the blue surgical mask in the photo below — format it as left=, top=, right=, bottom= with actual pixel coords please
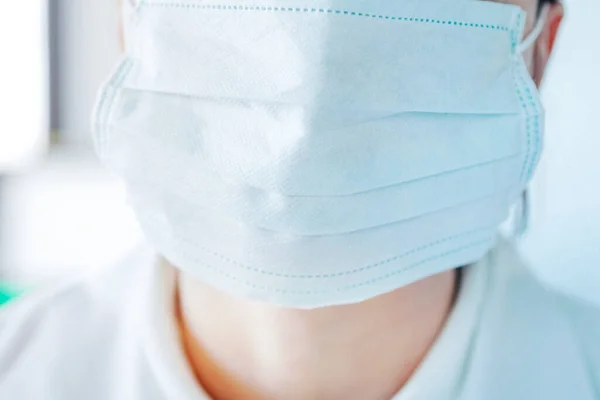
left=93, top=0, right=547, bottom=308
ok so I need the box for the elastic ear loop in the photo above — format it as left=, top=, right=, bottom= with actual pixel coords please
left=516, top=5, right=550, bottom=53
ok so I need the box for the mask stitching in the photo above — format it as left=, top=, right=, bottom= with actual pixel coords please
left=96, top=62, right=130, bottom=151
left=517, top=58, right=542, bottom=182
left=511, top=12, right=532, bottom=183
left=166, top=238, right=494, bottom=294
left=93, top=62, right=124, bottom=153
left=511, top=11, right=543, bottom=183
left=104, top=61, right=135, bottom=152
left=94, top=59, right=134, bottom=155
left=520, top=64, right=543, bottom=181
left=150, top=223, right=497, bottom=279
left=143, top=2, right=510, bottom=31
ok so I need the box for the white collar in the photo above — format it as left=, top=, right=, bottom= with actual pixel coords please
left=144, top=254, right=491, bottom=400
left=144, top=259, right=210, bottom=400
left=393, top=256, right=491, bottom=399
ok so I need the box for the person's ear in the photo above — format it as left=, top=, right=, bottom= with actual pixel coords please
left=532, top=3, right=565, bottom=88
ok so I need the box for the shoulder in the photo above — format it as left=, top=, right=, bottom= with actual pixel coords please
left=487, top=236, right=600, bottom=336
left=463, top=236, right=600, bottom=400
left=0, top=244, right=156, bottom=398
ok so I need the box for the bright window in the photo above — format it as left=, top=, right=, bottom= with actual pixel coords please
left=0, top=1, right=49, bottom=171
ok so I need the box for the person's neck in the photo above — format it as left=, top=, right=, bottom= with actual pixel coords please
left=173, top=264, right=457, bottom=400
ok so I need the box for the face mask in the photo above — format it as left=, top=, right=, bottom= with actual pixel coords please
left=93, top=0, right=546, bottom=308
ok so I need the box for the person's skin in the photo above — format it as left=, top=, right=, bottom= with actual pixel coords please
left=119, top=1, right=563, bottom=399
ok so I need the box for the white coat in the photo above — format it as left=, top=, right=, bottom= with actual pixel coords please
left=0, top=237, right=599, bottom=399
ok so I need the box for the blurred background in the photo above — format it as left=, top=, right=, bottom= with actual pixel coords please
left=0, top=0, right=598, bottom=304
left=0, top=0, right=143, bottom=293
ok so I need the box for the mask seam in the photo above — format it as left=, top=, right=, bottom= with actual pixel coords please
left=103, top=61, right=135, bottom=153
left=147, top=224, right=498, bottom=279
left=511, top=11, right=543, bottom=183
left=519, top=63, right=543, bottom=181
left=510, top=12, right=532, bottom=184
left=516, top=59, right=541, bottom=182
left=516, top=66, right=531, bottom=183
left=94, top=59, right=134, bottom=156
left=142, top=2, right=510, bottom=31
left=92, top=61, right=128, bottom=153
left=165, top=238, right=494, bottom=294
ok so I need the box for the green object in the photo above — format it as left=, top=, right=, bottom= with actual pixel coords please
left=0, top=284, right=23, bottom=306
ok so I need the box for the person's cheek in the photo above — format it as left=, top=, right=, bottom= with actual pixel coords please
left=119, top=0, right=136, bottom=52
left=525, top=47, right=536, bottom=76
left=522, top=10, right=539, bottom=74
